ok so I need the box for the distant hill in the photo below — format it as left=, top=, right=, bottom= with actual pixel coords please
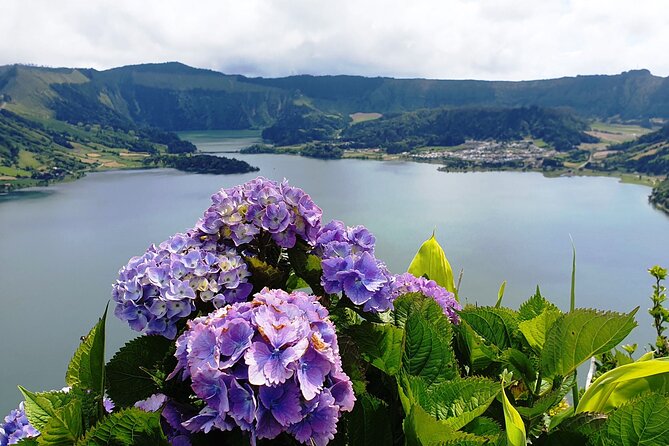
left=3, top=63, right=669, bottom=134
left=338, top=106, right=596, bottom=153
left=597, top=123, right=669, bottom=174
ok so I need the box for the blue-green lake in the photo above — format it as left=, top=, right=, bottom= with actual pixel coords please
left=1, top=131, right=668, bottom=414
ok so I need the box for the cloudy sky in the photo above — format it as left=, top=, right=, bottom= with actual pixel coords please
left=2, top=0, right=668, bottom=80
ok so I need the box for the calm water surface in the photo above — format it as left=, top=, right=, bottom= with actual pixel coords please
left=1, top=132, right=668, bottom=414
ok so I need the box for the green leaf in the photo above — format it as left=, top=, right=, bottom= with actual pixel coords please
left=495, top=281, right=507, bottom=308
left=285, top=273, right=309, bottom=292
left=15, top=438, right=39, bottom=446
left=462, top=417, right=502, bottom=438
left=540, top=308, right=638, bottom=379
left=518, top=308, right=562, bottom=352
left=403, top=404, right=485, bottom=446
left=500, top=349, right=537, bottom=392
left=501, top=381, right=527, bottom=446
left=77, top=407, right=168, bottom=446
left=66, top=306, right=108, bottom=396
left=345, top=393, right=393, bottom=446
left=516, top=373, right=575, bottom=421
left=38, top=399, right=84, bottom=446
left=347, top=322, right=404, bottom=375
left=517, top=288, right=559, bottom=321
left=459, top=307, right=519, bottom=351
left=19, top=388, right=73, bottom=431
left=403, top=375, right=500, bottom=431
left=408, top=233, right=456, bottom=295
left=576, top=358, right=669, bottom=414
left=604, top=393, right=669, bottom=446
left=106, top=335, right=172, bottom=408
left=287, top=243, right=325, bottom=295
left=395, top=294, right=458, bottom=385
left=244, top=256, right=290, bottom=291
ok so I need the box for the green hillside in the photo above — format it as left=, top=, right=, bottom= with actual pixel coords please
left=595, top=123, right=669, bottom=175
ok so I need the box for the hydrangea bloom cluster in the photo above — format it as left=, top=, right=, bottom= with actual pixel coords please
left=316, top=220, right=395, bottom=312
left=113, top=232, right=253, bottom=339
left=113, top=178, right=323, bottom=339
left=169, top=288, right=355, bottom=445
left=0, top=402, right=38, bottom=446
left=392, top=273, right=461, bottom=323
left=195, top=177, right=322, bottom=248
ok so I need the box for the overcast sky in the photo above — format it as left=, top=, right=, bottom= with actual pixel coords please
left=2, top=0, right=668, bottom=80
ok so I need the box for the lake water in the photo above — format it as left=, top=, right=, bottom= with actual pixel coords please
left=1, top=131, right=668, bottom=414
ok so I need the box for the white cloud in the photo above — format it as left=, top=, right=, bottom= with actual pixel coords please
left=1, top=0, right=668, bottom=80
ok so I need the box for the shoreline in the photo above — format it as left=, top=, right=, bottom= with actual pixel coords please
left=3, top=149, right=665, bottom=212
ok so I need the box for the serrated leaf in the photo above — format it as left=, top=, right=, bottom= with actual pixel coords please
left=462, top=416, right=502, bottom=438
left=106, top=335, right=172, bottom=408
left=404, top=403, right=489, bottom=446
left=501, top=382, right=527, bottom=446
left=37, top=399, right=83, bottom=445
left=15, top=438, right=39, bottom=445
left=517, top=288, right=559, bottom=321
left=345, top=393, right=393, bottom=446
left=19, top=388, right=73, bottom=432
left=604, top=393, right=669, bottom=446
left=395, top=294, right=458, bottom=385
left=459, top=307, right=519, bottom=351
left=541, top=308, right=638, bottom=379
left=66, top=306, right=108, bottom=396
left=576, top=358, right=669, bottom=414
left=408, top=233, right=456, bottom=295
left=404, top=375, right=500, bottom=431
left=518, top=308, right=562, bottom=352
left=347, top=322, right=404, bottom=375
left=77, top=407, right=168, bottom=446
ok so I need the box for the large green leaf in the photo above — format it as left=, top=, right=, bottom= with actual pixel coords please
left=395, top=294, right=458, bottom=385
left=604, top=393, right=669, bottom=446
left=347, top=322, right=404, bottom=375
left=407, top=233, right=456, bottom=295
left=403, top=404, right=486, bottom=446
left=345, top=393, right=393, bottom=446
left=576, top=358, right=669, bottom=414
left=501, top=382, right=527, bottom=446
left=517, top=287, right=559, bottom=321
left=518, top=308, right=562, bottom=352
left=458, top=307, right=519, bottom=351
left=19, top=388, right=73, bottom=431
left=105, top=335, right=172, bottom=408
left=77, top=407, right=168, bottom=446
left=540, top=308, right=638, bottom=379
left=403, top=375, right=500, bottom=431
left=37, top=399, right=84, bottom=446
left=66, top=306, right=108, bottom=396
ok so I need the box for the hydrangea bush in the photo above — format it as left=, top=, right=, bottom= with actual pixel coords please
left=7, top=177, right=662, bottom=446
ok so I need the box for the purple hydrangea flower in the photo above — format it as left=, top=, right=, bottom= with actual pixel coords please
left=316, top=221, right=395, bottom=312
left=113, top=178, right=323, bottom=338
left=392, top=273, right=461, bottom=323
left=0, top=402, right=39, bottom=446
left=169, top=288, right=354, bottom=445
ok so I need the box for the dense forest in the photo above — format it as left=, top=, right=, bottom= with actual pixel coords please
left=143, top=153, right=259, bottom=174
left=339, top=106, right=597, bottom=152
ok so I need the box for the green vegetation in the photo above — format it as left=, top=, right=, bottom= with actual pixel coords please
left=650, top=177, right=669, bottom=211
left=143, top=153, right=259, bottom=174
left=239, top=143, right=276, bottom=154
left=342, top=106, right=597, bottom=153
left=261, top=104, right=347, bottom=145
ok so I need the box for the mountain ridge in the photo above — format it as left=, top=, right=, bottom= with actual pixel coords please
left=2, top=62, right=669, bottom=132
